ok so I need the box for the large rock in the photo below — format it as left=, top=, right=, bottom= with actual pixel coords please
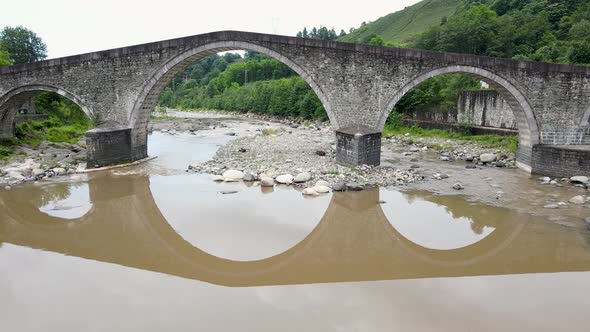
left=275, top=174, right=294, bottom=185
left=212, top=175, right=224, bottom=182
left=346, top=182, right=363, bottom=191
left=302, top=188, right=319, bottom=196
left=260, top=177, right=274, bottom=187
left=452, top=182, right=464, bottom=190
left=569, top=196, right=585, bottom=204
left=479, top=153, right=497, bottom=163
left=7, top=171, right=25, bottom=181
left=222, top=169, right=244, bottom=180
left=52, top=168, right=67, bottom=176
left=312, top=185, right=331, bottom=194
left=571, top=176, right=589, bottom=184
left=315, top=180, right=330, bottom=187
left=293, top=172, right=311, bottom=183
left=332, top=182, right=346, bottom=192
left=243, top=173, right=257, bottom=182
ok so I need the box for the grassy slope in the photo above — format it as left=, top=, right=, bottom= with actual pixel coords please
left=339, top=0, right=462, bottom=44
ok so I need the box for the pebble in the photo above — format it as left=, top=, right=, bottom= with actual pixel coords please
left=218, top=190, right=238, bottom=195
left=212, top=175, right=224, bottom=182
left=465, top=165, right=477, bottom=169
left=544, top=204, right=560, bottom=209
left=569, top=196, right=585, bottom=204
left=480, top=153, right=497, bottom=163
left=452, top=183, right=464, bottom=190
left=433, top=173, right=449, bottom=180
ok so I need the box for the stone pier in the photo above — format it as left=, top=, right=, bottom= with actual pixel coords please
left=336, top=126, right=382, bottom=166
left=85, top=126, right=133, bottom=168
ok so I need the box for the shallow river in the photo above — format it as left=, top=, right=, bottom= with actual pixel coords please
left=1, top=131, right=590, bottom=331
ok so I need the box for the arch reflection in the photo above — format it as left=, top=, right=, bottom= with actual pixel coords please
left=1, top=174, right=590, bottom=287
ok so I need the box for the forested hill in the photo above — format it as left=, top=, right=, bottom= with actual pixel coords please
left=412, top=0, right=590, bottom=64
left=339, top=0, right=462, bottom=45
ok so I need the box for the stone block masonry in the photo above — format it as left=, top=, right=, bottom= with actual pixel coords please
left=86, top=127, right=132, bottom=168
left=336, top=126, right=381, bottom=166
left=0, top=30, right=589, bottom=174
left=531, top=145, right=590, bottom=178
left=457, top=90, right=517, bottom=130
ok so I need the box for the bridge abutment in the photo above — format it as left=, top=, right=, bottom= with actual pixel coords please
left=530, top=144, right=590, bottom=177
left=86, top=126, right=133, bottom=168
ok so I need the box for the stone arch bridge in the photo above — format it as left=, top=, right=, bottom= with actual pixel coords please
left=1, top=31, right=589, bottom=176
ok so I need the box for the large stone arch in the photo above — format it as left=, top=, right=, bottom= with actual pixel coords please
left=0, top=84, right=93, bottom=138
left=379, top=66, right=541, bottom=172
left=127, top=40, right=334, bottom=159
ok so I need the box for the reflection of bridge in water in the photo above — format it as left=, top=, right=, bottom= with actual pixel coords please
left=1, top=175, right=590, bottom=287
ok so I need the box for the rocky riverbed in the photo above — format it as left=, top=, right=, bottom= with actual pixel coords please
left=0, top=140, right=87, bottom=188
left=175, top=111, right=589, bottom=220
left=2, top=110, right=589, bottom=225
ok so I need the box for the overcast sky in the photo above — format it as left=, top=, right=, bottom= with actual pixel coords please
left=0, top=0, right=421, bottom=59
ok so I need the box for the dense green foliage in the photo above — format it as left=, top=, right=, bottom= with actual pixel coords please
left=0, top=50, right=11, bottom=66
left=4, top=93, right=92, bottom=148
left=339, top=0, right=463, bottom=45
left=0, top=26, right=47, bottom=64
left=391, top=74, right=482, bottom=119
left=158, top=53, right=327, bottom=119
left=413, top=0, right=590, bottom=64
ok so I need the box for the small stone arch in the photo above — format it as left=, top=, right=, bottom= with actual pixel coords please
left=0, top=84, right=93, bottom=118
left=379, top=65, right=541, bottom=147
left=128, top=40, right=335, bottom=154
left=0, top=84, right=94, bottom=138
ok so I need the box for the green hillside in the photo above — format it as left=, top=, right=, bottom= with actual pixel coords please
left=339, top=0, right=462, bottom=45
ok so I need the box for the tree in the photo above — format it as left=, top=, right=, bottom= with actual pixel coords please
left=0, top=50, right=11, bottom=66
left=0, top=26, right=47, bottom=64
left=368, top=35, right=385, bottom=46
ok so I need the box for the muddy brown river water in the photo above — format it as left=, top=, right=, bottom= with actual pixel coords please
left=1, top=130, right=590, bottom=331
